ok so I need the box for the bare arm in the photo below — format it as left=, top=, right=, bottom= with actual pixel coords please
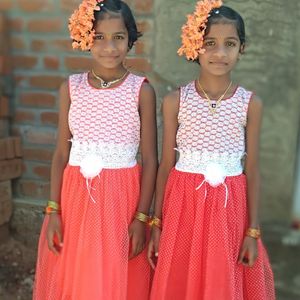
left=244, top=95, right=263, bottom=228
left=50, top=81, right=72, bottom=203
left=153, top=90, right=180, bottom=218
left=137, top=82, right=158, bottom=213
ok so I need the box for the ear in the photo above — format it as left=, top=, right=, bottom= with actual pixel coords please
left=239, top=43, right=245, bottom=54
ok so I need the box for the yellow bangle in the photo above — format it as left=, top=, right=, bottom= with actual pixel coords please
left=246, top=228, right=261, bottom=239
left=149, top=216, right=162, bottom=229
left=45, top=206, right=61, bottom=215
left=135, top=212, right=150, bottom=224
left=47, top=200, right=60, bottom=210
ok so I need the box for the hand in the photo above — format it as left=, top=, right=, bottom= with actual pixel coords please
left=147, top=226, right=161, bottom=269
left=238, top=236, right=258, bottom=267
left=128, top=219, right=146, bottom=260
left=46, top=214, right=63, bottom=256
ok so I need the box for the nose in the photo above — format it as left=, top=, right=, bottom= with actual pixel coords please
left=213, top=45, right=227, bottom=58
left=103, top=39, right=116, bottom=53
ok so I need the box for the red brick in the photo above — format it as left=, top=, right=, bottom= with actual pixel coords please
left=33, top=164, right=51, bottom=180
left=125, top=57, right=152, bottom=73
left=28, top=19, right=62, bottom=33
left=23, top=147, right=53, bottom=162
left=44, top=56, right=60, bottom=70
left=14, top=137, right=23, bottom=157
left=0, top=181, right=12, bottom=226
left=41, top=111, right=59, bottom=126
left=137, top=20, right=153, bottom=33
left=135, top=0, right=153, bottom=14
left=0, top=139, right=6, bottom=159
left=18, top=0, right=54, bottom=12
left=14, top=109, right=35, bottom=123
left=0, top=96, right=10, bottom=117
left=0, top=119, right=9, bottom=138
left=19, top=179, right=50, bottom=199
left=8, top=18, right=24, bottom=32
left=61, top=0, right=81, bottom=12
left=0, top=0, right=13, bottom=11
left=64, top=57, right=93, bottom=71
left=20, top=92, right=56, bottom=108
left=53, top=39, right=73, bottom=52
left=0, top=159, right=23, bottom=181
left=29, top=75, right=65, bottom=90
left=31, top=39, right=46, bottom=52
left=22, top=127, right=56, bottom=145
left=13, top=55, right=38, bottom=69
left=0, top=55, right=12, bottom=75
left=0, top=15, right=7, bottom=34
left=5, top=137, right=16, bottom=159
left=10, top=36, right=26, bottom=50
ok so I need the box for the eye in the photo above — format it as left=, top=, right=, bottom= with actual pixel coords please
left=226, top=41, right=237, bottom=47
left=114, top=35, right=125, bottom=40
left=204, top=40, right=215, bottom=47
left=94, top=34, right=104, bottom=40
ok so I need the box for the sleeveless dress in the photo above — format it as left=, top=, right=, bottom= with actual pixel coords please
left=150, top=82, right=275, bottom=300
left=33, top=72, right=151, bottom=300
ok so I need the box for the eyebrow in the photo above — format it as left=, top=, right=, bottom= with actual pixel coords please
left=204, top=37, right=239, bottom=41
left=95, top=31, right=126, bottom=35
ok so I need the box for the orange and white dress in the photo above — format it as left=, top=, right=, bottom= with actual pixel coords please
left=150, top=82, right=275, bottom=300
left=33, top=72, right=151, bottom=300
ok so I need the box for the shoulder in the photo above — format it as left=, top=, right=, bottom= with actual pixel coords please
left=162, top=90, right=180, bottom=113
left=69, top=72, right=86, bottom=85
left=248, top=93, right=263, bottom=122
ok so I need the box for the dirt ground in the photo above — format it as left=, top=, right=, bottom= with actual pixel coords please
left=0, top=239, right=35, bottom=300
left=0, top=225, right=300, bottom=300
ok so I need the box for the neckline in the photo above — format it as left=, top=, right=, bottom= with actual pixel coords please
left=193, top=80, right=239, bottom=101
left=85, top=71, right=131, bottom=91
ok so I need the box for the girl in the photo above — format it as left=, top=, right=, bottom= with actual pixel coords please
left=148, top=1, right=275, bottom=299
left=33, top=0, right=157, bottom=299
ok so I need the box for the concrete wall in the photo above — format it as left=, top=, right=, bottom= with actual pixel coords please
left=152, top=0, right=300, bottom=221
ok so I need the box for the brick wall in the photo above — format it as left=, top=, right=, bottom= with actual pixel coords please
left=0, top=0, right=154, bottom=209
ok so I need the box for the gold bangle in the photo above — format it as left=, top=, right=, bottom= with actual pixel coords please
left=246, top=228, right=261, bottom=239
left=135, top=212, right=150, bottom=224
left=45, top=206, right=61, bottom=215
left=47, top=201, right=60, bottom=210
left=149, top=216, right=162, bottom=229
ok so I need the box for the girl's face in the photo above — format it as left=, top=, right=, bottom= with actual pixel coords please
left=198, top=23, right=242, bottom=77
left=91, top=15, right=129, bottom=70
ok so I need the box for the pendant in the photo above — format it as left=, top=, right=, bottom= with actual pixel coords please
left=102, top=81, right=109, bottom=88
left=211, top=103, right=217, bottom=108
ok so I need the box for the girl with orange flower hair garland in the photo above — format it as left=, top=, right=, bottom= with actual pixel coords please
left=148, top=1, right=275, bottom=299
left=33, top=0, right=157, bottom=299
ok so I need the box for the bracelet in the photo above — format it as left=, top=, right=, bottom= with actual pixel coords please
left=45, top=206, right=61, bottom=215
left=246, top=228, right=261, bottom=239
left=149, top=216, right=162, bottom=229
left=47, top=200, right=60, bottom=210
left=135, top=212, right=150, bottom=224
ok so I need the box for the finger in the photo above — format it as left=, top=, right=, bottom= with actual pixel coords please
left=248, top=251, right=258, bottom=267
left=147, top=242, right=156, bottom=270
left=56, top=229, right=64, bottom=247
left=238, top=247, right=247, bottom=264
left=154, top=240, right=159, bottom=258
left=129, top=236, right=138, bottom=260
left=47, top=233, right=59, bottom=256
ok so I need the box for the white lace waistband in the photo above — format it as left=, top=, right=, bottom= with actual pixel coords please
left=68, top=139, right=138, bottom=169
left=175, top=149, right=244, bottom=176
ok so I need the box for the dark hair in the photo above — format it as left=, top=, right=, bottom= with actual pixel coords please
left=93, top=0, right=142, bottom=49
left=206, top=6, right=246, bottom=49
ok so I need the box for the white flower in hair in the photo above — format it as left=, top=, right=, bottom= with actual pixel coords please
left=80, top=154, right=103, bottom=179
left=204, top=162, right=226, bottom=187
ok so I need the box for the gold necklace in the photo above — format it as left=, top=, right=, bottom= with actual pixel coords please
left=91, top=69, right=129, bottom=88
left=197, top=80, right=233, bottom=114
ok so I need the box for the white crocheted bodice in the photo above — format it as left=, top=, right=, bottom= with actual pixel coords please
left=68, top=72, right=145, bottom=168
left=175, top=81, right=252, bottom=176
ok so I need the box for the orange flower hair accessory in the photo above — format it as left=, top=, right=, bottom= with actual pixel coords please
left=178, top=0, right=223, bottom=60
left=69, top=0, right=104, bottom=51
